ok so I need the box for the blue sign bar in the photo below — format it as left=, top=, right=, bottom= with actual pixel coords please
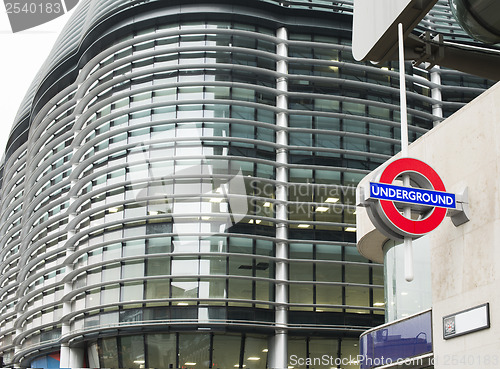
left=370, top=182, right=456, bottom=209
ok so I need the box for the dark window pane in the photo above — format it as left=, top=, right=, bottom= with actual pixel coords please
left=212, top=334, right=242, bottom=368
left=179, top=333, right=210, bottom=369
left=120, top=335, right=145, bottom=368
left=99, top=337, right=118, bottom=368
left=146, top=333, right=177, bottom=368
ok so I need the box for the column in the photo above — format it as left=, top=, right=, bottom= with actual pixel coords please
left=273, top=26, right=289, bottom=369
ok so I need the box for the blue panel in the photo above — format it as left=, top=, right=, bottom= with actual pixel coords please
left=30, top=353, right=60, bottom=369
left=359, top=311, right=432, bottom=369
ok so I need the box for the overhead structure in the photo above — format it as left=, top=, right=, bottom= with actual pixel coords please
left=352, top=0, right=500, bottom=80
left=449, top=0, right=500, bottom=44
left=352, top=0, right=437, bottom=62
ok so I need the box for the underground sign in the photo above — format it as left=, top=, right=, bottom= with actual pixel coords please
left=361, top=158, right=458, bottom=239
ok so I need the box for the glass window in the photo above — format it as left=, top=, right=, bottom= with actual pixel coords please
left=316, top=262, right=341, bottom=282
left=123, top=240, right=145, bottom=256
left=147, top=257, right=171, bottom=275
left=289, top=168, right=312, bottom=183
left=289, top=261, right=312, bottom=281
left=242, top=336, right=268, bottom=369
left=101, top=284, right=120, bottom=305
left=100, top=311, right=119, bottom=325
left=172, top=257, right=198, bottom=276
left=122, top=261, right=145, bottom=278
left=289, top=283, right=313, bottom=309
left=171, top=279, right=198, bottom=299
left=121, top=282, right=144, bottom=302
left=228, top=278, right=252, bottom=305
left=120, top=335, right=145, bottom=369
left=146, top=333, right=177, bottom=369
left=290, top=243, right=312, bottom=259
left=315, top=170, right=341, bottom=185
left=86, top=289, right=100, bottom=308
left=309, top=338, right=338, bottom=362
left=345, top=286, right=369, bottom=309
left=228, top=237, right=253, bottom=254
left=199, top=278, right=226, bottom=299
left=102, top=264, right=120, bottom=282
left=288, top=337, right=307, bottom=369
left=341, top=338, right=361, bottom=369
left=213, top=334, right=241, bottom=369
left=99, top=337, right=119, bottom=368
left=344, top=246, right=366, bottom=262
left=316, top=285, right=343, bottom=310
left=146, top=279, right=170, bottom=299
left=345, top=263, right=369, bottom=284
left=147, top=237, right=172, bottom=253
left=178, top=104, right=204, bottom=118
left=231, top=105, right=255, bottom=120
left=255, top=281, right=271, bottom=305
left=199, top=256, right=226, bottom=275
left=178, top=333, right=210, bottom=369
left=103, top=243, right=121, bottom=260
left=256, top=240, right=273, bottom=256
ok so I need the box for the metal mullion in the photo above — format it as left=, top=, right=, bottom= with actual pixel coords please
left=341, top=246, right=346, bottom=314
left=209, top=332, right=214, bottom=369
left=369, top=263, right=374, bottom=317
left=239, top=333, right=245, bottom=369
left=175, top=332, right=180, bottom=369
left=312, top=244, right=317, bottom=309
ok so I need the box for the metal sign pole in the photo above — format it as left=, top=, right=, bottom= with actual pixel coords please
left=398, top=22, right=414, bottom=282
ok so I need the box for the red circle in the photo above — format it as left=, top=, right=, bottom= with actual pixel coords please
left=378, top=158, right=447, bottom=236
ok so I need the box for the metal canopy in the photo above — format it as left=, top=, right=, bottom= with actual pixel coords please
left=352, top=0, right=438, bottom=62
left=352, top=0, right=500, bottom=80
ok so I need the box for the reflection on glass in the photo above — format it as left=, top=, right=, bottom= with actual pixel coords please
left=99, top=337, right=118, bottom=368
left=342, top=338, right=361, bottom=369
left=212, top=334, right=241, bottom=369
left=171, top=279, right=198, bottom=300
left=146, top=333, right=177, bottom=369
left=179, top=333, right=210, bottom=369
left=243, top=336, right=268, bottom=369
left=384, top=237, right=432, bottom=321
left=121, top=335, right=145, bottom=368
left=146, top=279, right=170, bottom=299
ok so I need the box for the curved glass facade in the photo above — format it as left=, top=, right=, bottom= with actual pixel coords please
left=0, top=1, right=494, bottom=368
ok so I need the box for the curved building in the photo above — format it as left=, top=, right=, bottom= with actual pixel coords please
left=0, top=1, right=494, bottom=368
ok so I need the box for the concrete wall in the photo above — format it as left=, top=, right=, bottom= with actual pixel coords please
left=356, top=81, right=500, bottom=367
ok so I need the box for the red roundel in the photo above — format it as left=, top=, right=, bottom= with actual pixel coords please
left=378, top=158, right=447, bottom=236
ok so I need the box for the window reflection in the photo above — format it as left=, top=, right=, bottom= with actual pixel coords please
left=213, top=334, right=241, bottom=369
left=120, top=335, right=145, bottom=369
left=146, top=333, right=177, bottom=369
left=179, top=333, right=211, bottom=369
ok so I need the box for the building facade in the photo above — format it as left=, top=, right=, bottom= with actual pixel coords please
left=0, top=0, right=494, bottom=368
left=356, top=82, right=500, bottom=369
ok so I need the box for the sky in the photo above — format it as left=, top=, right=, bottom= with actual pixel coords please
left=0, top=5, right=76, bottom=161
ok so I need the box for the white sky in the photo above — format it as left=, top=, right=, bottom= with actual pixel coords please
left=0, top=5, right=76, bottom=161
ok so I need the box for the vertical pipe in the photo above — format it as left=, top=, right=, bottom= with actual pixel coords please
left=398, top=23, right=414, bottom=282
left=403, top=175, right=414, bottom=282
left=427, top=17, right=444, bottom=127
left=431, top=66, right=443, bottom=127
left=274, top=26, right=289, bottom=369
left=398, top=23, right=409, bottom=158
